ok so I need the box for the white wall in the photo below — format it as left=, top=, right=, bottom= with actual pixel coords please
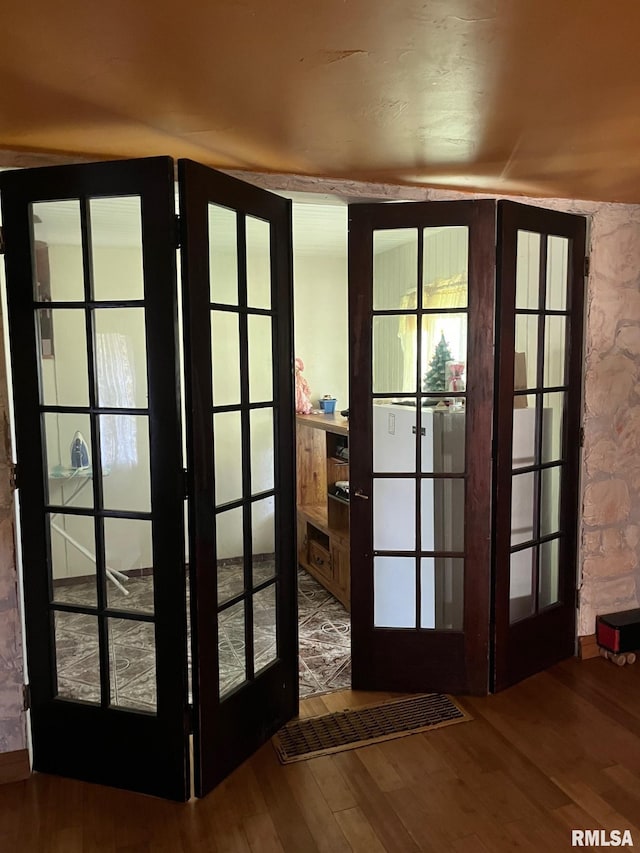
left=293, top=251, right=349, bottom=410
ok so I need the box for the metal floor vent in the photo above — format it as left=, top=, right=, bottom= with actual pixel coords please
left=272, top=693, right=472, bottom=763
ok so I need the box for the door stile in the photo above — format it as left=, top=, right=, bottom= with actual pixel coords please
left=348, top=207, right=374, bottom=689
left=463, top=202, right=498, bottom=694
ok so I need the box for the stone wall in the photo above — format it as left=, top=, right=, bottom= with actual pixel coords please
left=0, top=294, right=24, bottom=753
left=579, top=205, right=640, bottom=634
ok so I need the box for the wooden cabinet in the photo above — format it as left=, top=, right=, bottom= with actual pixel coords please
left=296, top=413, right=350, bottom=609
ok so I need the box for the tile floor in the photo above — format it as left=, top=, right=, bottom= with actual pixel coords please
left=297, top=568, right=351, bottom=697
left=52, top=565, right=351, bottom=711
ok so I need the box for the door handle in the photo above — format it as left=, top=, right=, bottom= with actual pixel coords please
left=354, top=489, right=369, bottom=500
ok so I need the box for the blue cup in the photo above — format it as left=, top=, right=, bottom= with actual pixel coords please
left=320, top=398, right=336, bottom=414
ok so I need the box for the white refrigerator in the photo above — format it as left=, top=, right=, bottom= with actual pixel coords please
left=372, top=403, right=465, bottom=629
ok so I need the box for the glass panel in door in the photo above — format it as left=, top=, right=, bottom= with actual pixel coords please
left=371, top=225, right=467, bottom=635
left=509, top=230, right=570, bottom=623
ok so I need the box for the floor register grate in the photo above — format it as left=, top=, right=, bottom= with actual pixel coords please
left=272, top=693, right=472, bottom=763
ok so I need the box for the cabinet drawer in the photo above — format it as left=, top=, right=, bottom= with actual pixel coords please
left=308, top=540, right=332, bottom=579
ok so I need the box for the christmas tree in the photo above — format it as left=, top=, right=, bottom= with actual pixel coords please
left=423, top=332, right=452, bottom=392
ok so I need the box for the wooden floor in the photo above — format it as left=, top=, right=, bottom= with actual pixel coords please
left=2, top=656, right=640, bottom=851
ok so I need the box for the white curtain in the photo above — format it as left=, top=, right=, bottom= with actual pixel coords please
left=398, top=273, right=467, bottom=392
left=96, top=333, right=137, bottom=468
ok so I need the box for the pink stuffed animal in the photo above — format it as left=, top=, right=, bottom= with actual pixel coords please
left=295, top=358, right=312, bottom=414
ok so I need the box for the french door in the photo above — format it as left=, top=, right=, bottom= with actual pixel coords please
left=0, top=158, right=189, bottom=799
left=179, top=160, right=297, bottom=796
left=493, top=201, right=586, bottom=690
left=0, top=157, right=297, bottom=799
left=348, top=198, right=586, bottom=695
left=348, top=200, right=496, bottom=694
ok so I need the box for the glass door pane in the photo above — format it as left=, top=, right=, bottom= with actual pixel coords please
left=371, top=225, right=468, bottom=634
left=509, top=226, right=571, bottom=623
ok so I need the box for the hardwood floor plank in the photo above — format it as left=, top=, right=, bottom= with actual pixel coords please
left=503, top=816, right=569, bottom=853
left=450, top=834, right=491, bottom=852
left=317, top=689, right=406, bottom=714
left=394, top=772, right=476, bottom=842
left=222, top=763, right=268, bottom=819
left=306, top=755, right=358, bottom=813
left=597, top=782, right=640, bottom=833
left=47, top=826, right=84, bottom=853
left=469, top=768, right=545, bottom=824
left=466, top=667, right=640, bottom=777
left=603, top=763, right=640, bottom=799
left=552, top=802, right=604, bottom=834
left=281, top=762, right=351, bottom=852
left=380, top=730, right=453, bottom=782
left=384, top=786, right=458, bottom=852
left=205, top=813, right=249, bottom=853
left=334, top=749, right=422, bottom=853
left=353, top=744, right=404, bottom=792
left=334, top=806, right=387, bottom=853
left=197, top=777, right=248, bottom=853
left=298, top=695, right=330, bottom=719
left=435, top=715, right=571, bottom=811
left=243, top=814, right=285, bottom=853
left=552, top=657, right=640, bottom=727
left=175, top=804, right=219, bottom=853
left=251, top=745, right=320, bottom=853
left=550, top=777, right=640, bottom=835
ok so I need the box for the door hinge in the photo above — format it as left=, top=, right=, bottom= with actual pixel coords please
left=579, top=426, right=585, bottom=447
left=22, top=684, right=31, bottom=711
left=584, top=256, right=590, bottom=277
left=183, top=468, right=189, bottom=499
left=0, top=226, right=5, bottom=254
left=9, top=463, right=18, bottom=491
left=175, top=215, right=182, bottom=250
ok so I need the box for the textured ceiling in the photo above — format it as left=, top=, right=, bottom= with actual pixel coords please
left=3, top=1, right=640, bottom=203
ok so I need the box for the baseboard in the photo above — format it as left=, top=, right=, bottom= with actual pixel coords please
left=579, top=634, right=599, bottom=660
left=54, top=566, right=154, bottom=587
left=0, top=749, right=30, bottom=785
